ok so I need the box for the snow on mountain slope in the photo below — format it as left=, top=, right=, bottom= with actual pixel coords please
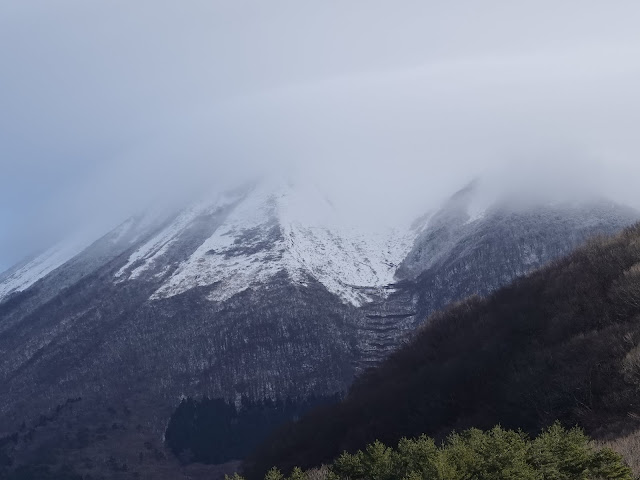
left=397, top=179, right=640, bottom=325
left=0, top=213, right=167, bottom=303
left=114, top=190, right=245, bottom=282
left=114, top=177, right=415, bottom=306
left=0, top=238, right=96, bottom=301
left=2, top=174, right=639, bottom=479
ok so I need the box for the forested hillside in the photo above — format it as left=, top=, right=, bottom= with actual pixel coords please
left=247, top=224, right=640, bottom=477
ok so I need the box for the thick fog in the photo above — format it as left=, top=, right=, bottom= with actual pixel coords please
left=2, top=1, right=640, bottom=271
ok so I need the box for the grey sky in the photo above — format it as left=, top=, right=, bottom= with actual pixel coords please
left=2, top=1, right=640, bottom=271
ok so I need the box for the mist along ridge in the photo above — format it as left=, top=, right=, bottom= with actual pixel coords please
left=0, top=178, right=638, bottom=478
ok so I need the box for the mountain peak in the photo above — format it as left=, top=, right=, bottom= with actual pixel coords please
left=111, top=178, right=414, bottom=306
left=244, top=173, right=340, bottom=228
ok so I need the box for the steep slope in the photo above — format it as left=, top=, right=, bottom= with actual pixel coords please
left=0, top=213, right=172, bottom=335
left=1, top=176, right=639, bottom=478
left=397, top=181, right=640, bottom=320
left=247, top=223, right=640, bottom=476
left=356, top=182, right=640, bottom=367
left=0, top=178, right=412, bottom=478
left=0, top=213, right=166, bottom=304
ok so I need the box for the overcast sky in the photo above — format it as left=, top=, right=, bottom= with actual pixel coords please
left=2, top=1, right=640, bottom=271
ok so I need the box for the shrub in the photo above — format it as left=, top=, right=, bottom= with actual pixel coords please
left=241, top=423, right=632, bottom=480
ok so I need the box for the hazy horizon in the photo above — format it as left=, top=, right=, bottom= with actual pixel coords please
left=2, top=1, right=640, bottom=271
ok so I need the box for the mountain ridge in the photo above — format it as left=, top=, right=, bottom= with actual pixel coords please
left=1, top=177, right=639, bottom=477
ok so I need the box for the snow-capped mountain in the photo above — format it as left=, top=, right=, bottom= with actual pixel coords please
left=0, top=176, right=418, bottom=465
left=113, top=177, right=414, bottom=306
left=0, top=175, right=638, bottom=475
